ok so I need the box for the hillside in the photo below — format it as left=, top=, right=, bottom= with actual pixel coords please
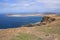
left=0, top=14, right=60, bottom=40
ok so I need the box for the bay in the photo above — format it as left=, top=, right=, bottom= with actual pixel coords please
left=0, top=14, right=42, bottom=29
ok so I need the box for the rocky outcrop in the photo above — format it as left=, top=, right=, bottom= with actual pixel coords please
left=40, top=16, right=56, bottom=24
left=33, top=16, right=56, bottom=26
left=22, top=24, right=34, bottom=27
left=23, top=16, right=56, bottom=27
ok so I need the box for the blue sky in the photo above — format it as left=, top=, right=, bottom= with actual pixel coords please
left=0, top=0, right=60, bottom=13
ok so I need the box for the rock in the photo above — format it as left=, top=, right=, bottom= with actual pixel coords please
left=23, top=24, right=34, bottom=27
left=23, top=16, right=56, bottom=27
left=35, top=24, right=41, bottom=26
left=40, top=23, right=46, bottom=25
left=41, top=16, right=56, bottom=23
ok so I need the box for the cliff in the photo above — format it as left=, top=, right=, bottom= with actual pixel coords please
left=23, top=16, right=56, bottom=27
left=40, top=16, right=56, bottom=25
left=0, top=14, right=60, bottom=40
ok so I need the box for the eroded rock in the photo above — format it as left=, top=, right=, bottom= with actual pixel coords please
left=41, top=16, right=56, bottom=24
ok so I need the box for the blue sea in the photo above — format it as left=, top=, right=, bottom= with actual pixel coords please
left=0, top=14, right=42, bottom=29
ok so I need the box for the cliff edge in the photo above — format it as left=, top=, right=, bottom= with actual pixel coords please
left=0, top=14, right=60, bottom=40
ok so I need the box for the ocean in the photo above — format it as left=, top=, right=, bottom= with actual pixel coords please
left=0, top=14, right=42, bottom=29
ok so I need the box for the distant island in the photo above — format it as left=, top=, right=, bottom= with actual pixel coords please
left=6, top=14, right=43, bottom=17
left=6, top=13, right=58, bottom=17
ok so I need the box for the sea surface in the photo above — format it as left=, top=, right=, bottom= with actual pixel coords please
left=0, top=14, right=42, bottom=29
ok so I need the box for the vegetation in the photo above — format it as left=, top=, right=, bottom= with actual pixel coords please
left=36, top=23, right=60, bottom=35
left=12, top=33, right=42, bottom=40
left=12, top=15, right=60, bottom=40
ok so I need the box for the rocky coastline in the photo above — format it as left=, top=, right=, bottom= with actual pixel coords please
left=22, top=16, right=56, bottom=27
left=0, top=13, right=60, bottom=40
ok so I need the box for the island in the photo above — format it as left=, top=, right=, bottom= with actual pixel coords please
left=6, top=14, right=43, bottom=17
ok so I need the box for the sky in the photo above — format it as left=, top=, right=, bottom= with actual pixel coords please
left=0, top=0, right=60, bottom=13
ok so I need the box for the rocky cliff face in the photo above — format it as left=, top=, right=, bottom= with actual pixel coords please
left=23, top=16, right=56, bottom=27
left=35, top=16, right=56, bottom=26
left=40, top=16, right=56, bottom=24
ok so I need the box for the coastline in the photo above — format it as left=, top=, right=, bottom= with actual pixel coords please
left=0, top=14, right=60, bottom=40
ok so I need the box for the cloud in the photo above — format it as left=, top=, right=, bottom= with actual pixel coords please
left=36, top=0, right=60, bottom=8
left=0, top=0, right=60, bottom=13
left=0, top=0, right=41, bottom=11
